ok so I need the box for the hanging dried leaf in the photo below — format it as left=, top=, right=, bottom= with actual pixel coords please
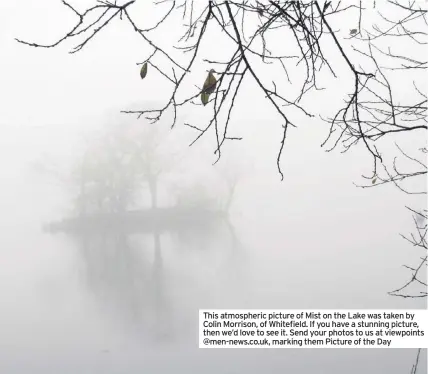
left=350, top=29, right=358, bottom=35
left=201, top=92, right=210, bottom=106
left=140, top=62, right=148, bottom=79
left=372, top=178, right=377, bottom=184
left=202, top=69, right=217, bottom=95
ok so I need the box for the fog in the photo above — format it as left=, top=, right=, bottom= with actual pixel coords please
left=0, top=1, right=426, bottom=373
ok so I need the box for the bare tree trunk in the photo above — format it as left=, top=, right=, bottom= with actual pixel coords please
left=78, top=166, right=87, bottom=217
left=148, top=176, right=158, bottom=209
left=224, top=182, right=236, bottom=213
left=79, top=180, right=86, bottom=217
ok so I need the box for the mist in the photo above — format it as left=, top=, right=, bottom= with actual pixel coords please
left=0, top=1, right=426, bottom=373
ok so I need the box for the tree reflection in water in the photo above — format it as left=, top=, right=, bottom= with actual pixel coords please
left=46, top=209, right=244, bottom=345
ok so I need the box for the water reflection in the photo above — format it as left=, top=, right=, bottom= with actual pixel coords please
left=46, top=208, right=244, bottom=347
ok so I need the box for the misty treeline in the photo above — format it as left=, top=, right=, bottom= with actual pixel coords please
left=34, top=114, right=244, bottom=217
left=17, top=1, right=426, bottom=299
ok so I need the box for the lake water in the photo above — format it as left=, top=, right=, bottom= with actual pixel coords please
left=0, top=211, right=425, bottom=374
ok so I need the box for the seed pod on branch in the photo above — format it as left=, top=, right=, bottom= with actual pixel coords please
left=140, top=62, right=148, bottom=79
left=200, top=69, right=217, bottom=105
left=201, top=92, right=210, bottom=106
